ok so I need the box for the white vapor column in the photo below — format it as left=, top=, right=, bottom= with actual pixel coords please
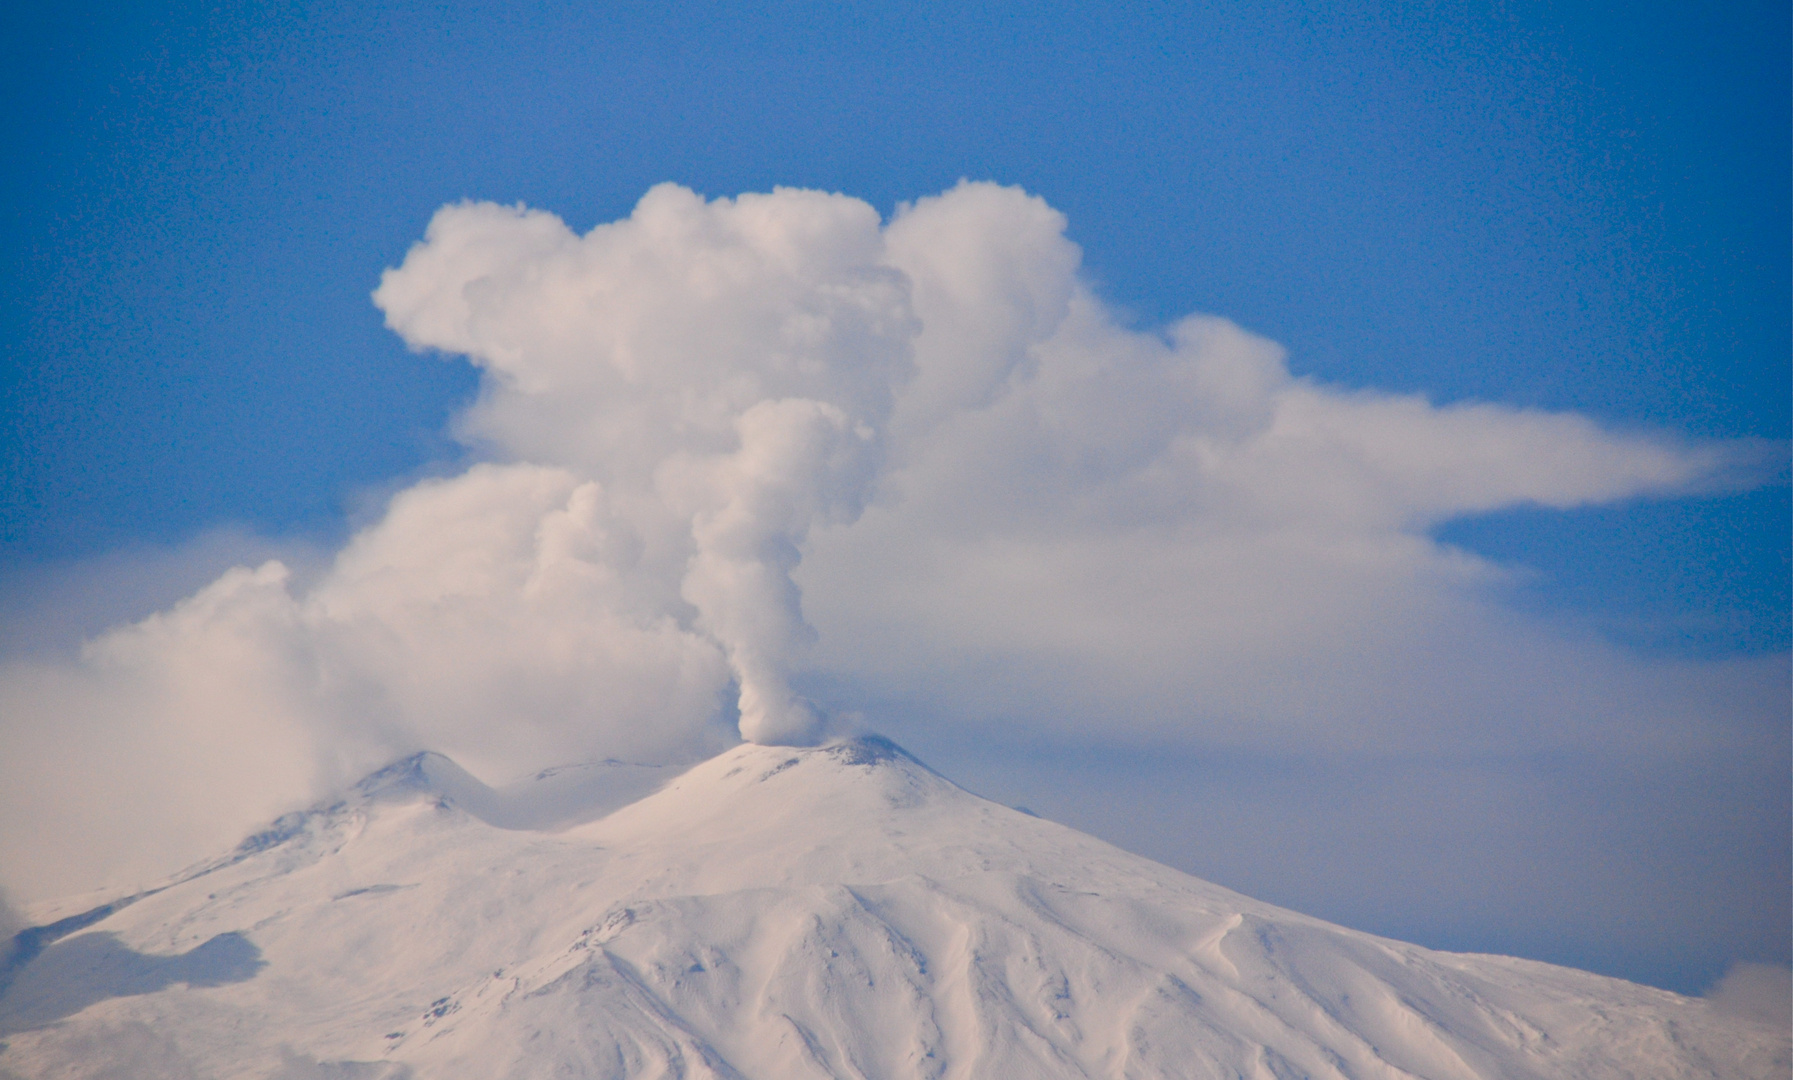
left=0, top=180, right=1771, bottom=905
left=372, top=185, right=916, bottom=745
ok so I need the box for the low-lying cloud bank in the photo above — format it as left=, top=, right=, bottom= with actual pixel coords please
left=1707, top=962, right=1793, bottom=1026
left=0, top=182, right=1779, bottom=902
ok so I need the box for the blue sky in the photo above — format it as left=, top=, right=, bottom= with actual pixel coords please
left=0, top=0, right=1786, bottom=996
left=5, top=0, right=1786, bottom=651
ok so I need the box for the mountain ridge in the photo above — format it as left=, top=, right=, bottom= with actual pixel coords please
left=1, top=736, right=1786, bottom=1079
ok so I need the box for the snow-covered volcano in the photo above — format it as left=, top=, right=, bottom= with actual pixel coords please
left=0, top=737, right=1784, bottom=1079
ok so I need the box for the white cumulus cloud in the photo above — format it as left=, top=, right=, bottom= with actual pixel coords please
left=0, top=180, right=1771, bottom=904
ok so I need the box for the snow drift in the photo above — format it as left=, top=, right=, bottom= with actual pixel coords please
left=0, top=737, right=1783, bottom=1079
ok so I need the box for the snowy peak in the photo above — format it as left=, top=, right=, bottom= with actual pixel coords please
left=654, top=734, right=952, bottom=807
left=569, top=735, right=993, bottom=884
left=808, top=733, right=933, bottom=769
left=340, top=748, right=679, bottom=833
left=1, top=736, right=1786, bottom=1080
left=340, top=736, right=944, bottom=840
left=351, top=750, right=486, bottom=804
left=592, top=736, right=959, bottom=829
left=698, top=732, right=943, bottom=782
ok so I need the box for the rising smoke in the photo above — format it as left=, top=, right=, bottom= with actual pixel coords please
left=372, top=185, right=915, bottom=745
left=0, top=181, right=1771, bottom=902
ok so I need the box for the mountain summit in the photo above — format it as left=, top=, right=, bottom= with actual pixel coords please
left=2, top=737, right=1785, bottom=1078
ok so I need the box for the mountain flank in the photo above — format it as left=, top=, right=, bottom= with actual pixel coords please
left=1, top=736, right=1785, bottom=1079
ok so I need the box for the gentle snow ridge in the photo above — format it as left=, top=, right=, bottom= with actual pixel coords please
left=1, top=736, right=1786, bottom=1079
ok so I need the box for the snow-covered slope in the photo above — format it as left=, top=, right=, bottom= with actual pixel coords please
left=0, top=737, right=1785, bottom=1079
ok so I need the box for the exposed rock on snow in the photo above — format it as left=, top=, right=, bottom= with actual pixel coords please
left=1, top=737, right=1785, bottom=1078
